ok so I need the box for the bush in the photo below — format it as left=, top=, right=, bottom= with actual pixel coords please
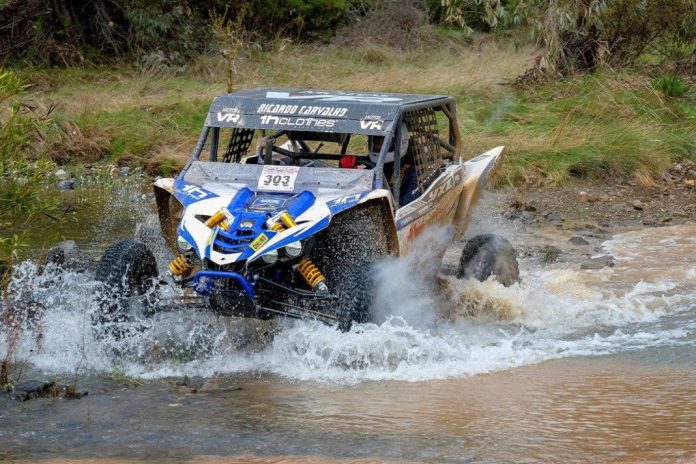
left=653, top=76, right=690, bottom=98
left=334, top=0, right=434, bottom=49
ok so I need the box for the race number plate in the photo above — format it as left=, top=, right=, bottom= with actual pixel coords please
left=257, top=165, right=300, bottom=192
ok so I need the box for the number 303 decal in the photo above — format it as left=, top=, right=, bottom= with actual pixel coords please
left=257, top=166, right=299, bottom=192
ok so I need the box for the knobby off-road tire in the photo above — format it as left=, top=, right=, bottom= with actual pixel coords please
left=94, top=240, right=158, bottom=338
left=457, top=234, right=519, bottom=287
left=312, top=203, right=391, bottom=331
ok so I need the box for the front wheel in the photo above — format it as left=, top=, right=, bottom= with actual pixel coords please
left=94, top=239, right=158, bottom=338
left=312, top=203, right=391, bottom=331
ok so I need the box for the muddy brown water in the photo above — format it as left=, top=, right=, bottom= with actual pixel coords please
left=1, top=180, right=696, bottom=463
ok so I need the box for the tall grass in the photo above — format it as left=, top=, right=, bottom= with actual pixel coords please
left=17, top=39, right=696, bottom=184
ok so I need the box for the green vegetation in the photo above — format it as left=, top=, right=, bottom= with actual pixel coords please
left=16, top=39, right=695, bottom=188
left=0, top=68, right=65, bottom=386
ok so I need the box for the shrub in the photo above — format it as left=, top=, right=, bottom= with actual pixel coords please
left=653, top=76, right=690, bottom=98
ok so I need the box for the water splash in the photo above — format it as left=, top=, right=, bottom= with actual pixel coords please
left=2, top=220, right=696, bottom=384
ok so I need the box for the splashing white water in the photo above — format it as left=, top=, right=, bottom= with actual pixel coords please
left=2, top=224, right=696, bottom=384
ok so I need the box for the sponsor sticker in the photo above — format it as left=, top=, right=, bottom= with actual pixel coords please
left=257, top=165, right=300, bottom=192
left=217, top=107, right=241, bottom=123
left=249, top=233, right=269, bottom=251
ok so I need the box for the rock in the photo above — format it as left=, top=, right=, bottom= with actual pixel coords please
left=119, top=166, right=131, bottom=177
left=685, top=170, right=696, bottom=181
left=539, top=245, right=562, bottom=264
left=568, top=236, right=590, bottom=246
left=545, top=212, right=563, bottom=222
left=581, top=255, right=615, bottom=270
left=661, top=171, right=674, bottom=183
left=44, top=240, right=95, bottom=273
left=507, top=210, right=534, bottom=222
left=11, top=380, right=54, bottom=401
left=55, top=168, right=69, bottom=181
left=598, top=220, right=610, bottom=228
left=632, top=200, right=644, bottom=210
left=57, top=179, right=75, bottom=191
left=200, top=379, right=220, bottom=392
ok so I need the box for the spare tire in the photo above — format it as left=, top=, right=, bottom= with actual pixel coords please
left=457, top=234, right=519, bottom=286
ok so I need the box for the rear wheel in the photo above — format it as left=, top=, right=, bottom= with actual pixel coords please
left=94, top=240, right=158, bottom=338
left=312, top=203, right=391, bottom=331
left=457, top=234, right=519, bottom=286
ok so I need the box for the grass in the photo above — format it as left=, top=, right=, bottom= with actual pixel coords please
left=14, top=38, right=696, bottom=185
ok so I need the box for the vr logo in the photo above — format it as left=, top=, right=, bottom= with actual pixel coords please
left=217, top=108, right=241, bottom=123
left=360, top=119, right=383, bottom=130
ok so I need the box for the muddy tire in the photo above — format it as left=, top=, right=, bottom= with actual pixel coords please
left=94, top=240, right=158, bottom=337
left=312, top=203, right=391, bottom=331
left=457, top=234, right=519, bottom=287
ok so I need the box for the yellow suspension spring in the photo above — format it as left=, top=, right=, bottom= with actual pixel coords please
left=169, top=254, right=192, bottom=276
left=297, top=257, right=327, bottom=289
left=205, top=209, right=230, bottom=231
left=268, top=211, right=327, bottom=291
left=266, top=211, right=296, bottom=232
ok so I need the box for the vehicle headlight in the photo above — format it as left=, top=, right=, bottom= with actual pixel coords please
left=177, top=235, right=193, bottom=252
left=284, top=241, right=302, bottom=257
left=261, top=249, right=278, bottom=264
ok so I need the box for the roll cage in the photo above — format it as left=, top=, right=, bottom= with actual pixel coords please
left=180, top=89, right=462, bottom=208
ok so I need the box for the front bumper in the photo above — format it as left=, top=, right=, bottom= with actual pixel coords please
left=185, top=269, right=339, bottom=324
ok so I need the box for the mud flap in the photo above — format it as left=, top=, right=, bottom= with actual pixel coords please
left=452, top=146, right=505, bottom=241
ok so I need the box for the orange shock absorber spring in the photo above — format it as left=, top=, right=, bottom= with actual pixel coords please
left=297, top=257, right=328, bottom=292
left=268, top=211, right=328, bottom=292
left=205, top=209, right=230, bottom=231
left=266, top=210, right=296, bottom=232
left=169, top=254, right=192, bottom=276
left=269, top=221, right=284, bottom=232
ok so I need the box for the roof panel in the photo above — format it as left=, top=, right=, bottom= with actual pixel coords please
left=207, top=88, right=450, bottom=135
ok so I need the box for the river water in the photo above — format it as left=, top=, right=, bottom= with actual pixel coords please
left=1, top=180, right=695, bottom=463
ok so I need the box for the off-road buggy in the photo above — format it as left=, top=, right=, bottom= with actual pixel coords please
left=95, top=88, right=513, bottom=331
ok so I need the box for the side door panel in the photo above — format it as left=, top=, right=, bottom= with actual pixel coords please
left=394, top=165, right=464, bottom=254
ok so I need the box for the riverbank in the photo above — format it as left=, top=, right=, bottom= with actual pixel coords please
left=10, top=39, right=696, bottom=186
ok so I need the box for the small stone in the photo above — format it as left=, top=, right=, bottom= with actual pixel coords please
left=581, top=255, right=615, bottom=270
left=569, top=236, right=590, bottom=246
left=119, top=167, right=131, bottom=177
left=545, top=213, right=563, bottom=222
left=598, top=220, right=610, bottom=228
left=57, top=179, right=75, bottom=191
left=200, top=380, right=220, bottom=392
left=661, top=171, right=674, bottom=183
left=55, top=168, right=69, bottom=181
left=686, top=170, right=696, bottom=181
left=11, top=380, right=55, bottom=401
left=539, top=245, right=562, bottom=264
left=632, top=200, right=644, bottom=210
